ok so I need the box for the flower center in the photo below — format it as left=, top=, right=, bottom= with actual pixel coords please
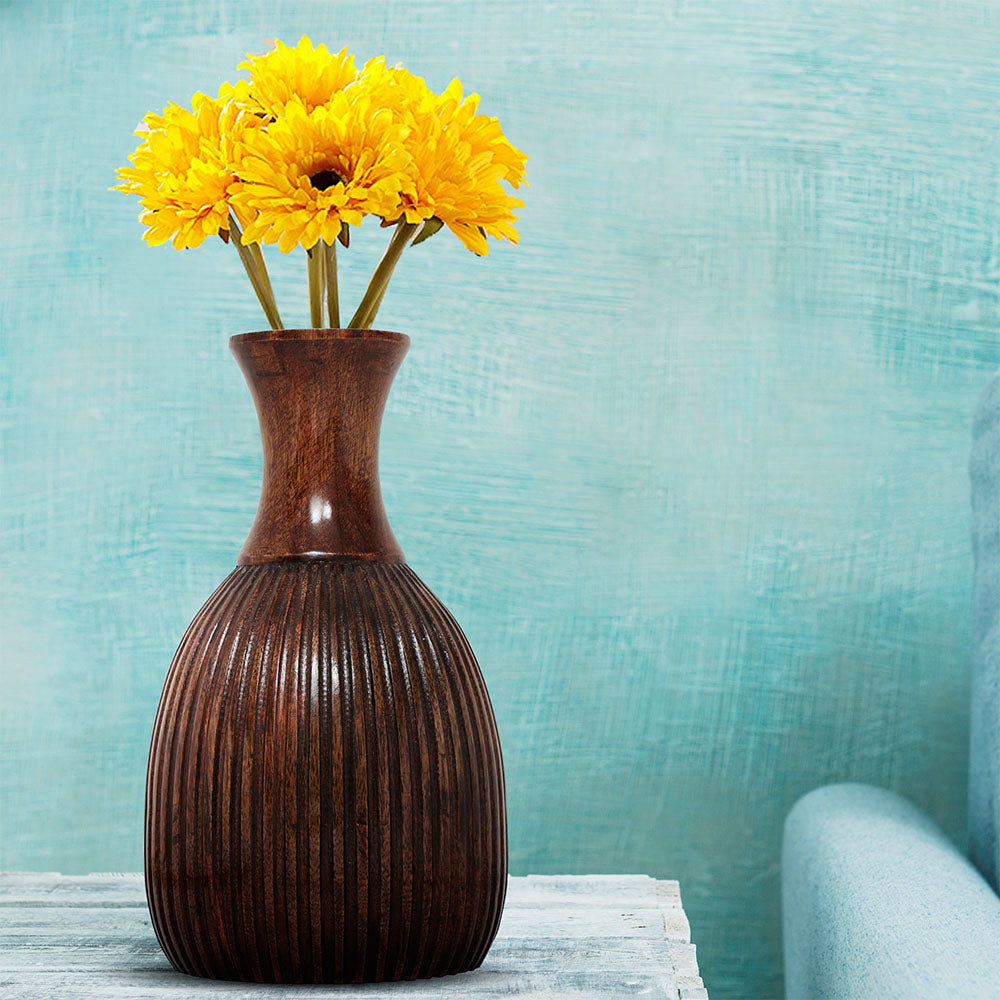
left=309, top=168, right=342, bottom=191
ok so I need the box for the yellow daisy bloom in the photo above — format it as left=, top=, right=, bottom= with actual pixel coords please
left=115, top=82, right=261, bottom=249
left=115, top=40, right=528, bottom=332
left=362, top=63, right=527, bottom=255
left=240, top=36, right=357, bottom=117
left=231, top=91, right=414, bottom=253
left=437, top=79, right=527, bottom=190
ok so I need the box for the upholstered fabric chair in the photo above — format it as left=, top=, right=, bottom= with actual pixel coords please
left=781, top=375, right=1000, bottom=1000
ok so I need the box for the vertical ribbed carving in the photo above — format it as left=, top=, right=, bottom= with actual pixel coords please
left=145, top=561, right=507, bottom=983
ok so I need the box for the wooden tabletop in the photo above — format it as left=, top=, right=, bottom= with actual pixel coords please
left=0, top=873, right=706, bottom=999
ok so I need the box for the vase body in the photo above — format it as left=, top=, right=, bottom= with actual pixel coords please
left=145, top=329, right=507, bottom=983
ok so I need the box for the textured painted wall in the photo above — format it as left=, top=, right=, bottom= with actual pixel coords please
left=2, top=2, right=999, bottom=997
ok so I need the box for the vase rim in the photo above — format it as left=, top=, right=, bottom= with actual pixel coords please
left=231, top=328, right=409, bottom=347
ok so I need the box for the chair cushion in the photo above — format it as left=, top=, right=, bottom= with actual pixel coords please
left=783, top=784, right=1000, bottom=999
left=970, top=372, right=1000, bottom=888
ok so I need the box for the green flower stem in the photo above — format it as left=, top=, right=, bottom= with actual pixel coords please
left=307, top=245, right=325, bottom=328
left=349, top=221, right=420, bottom=329
left=229, top=213, right=283, bottom=330
left=324, top=240, right=340, bottom=328
left=249, top=243, right=277, bottom=305
left=368, top=283, right=388, bottom=321
left=228, top=214, right=283, bottom=330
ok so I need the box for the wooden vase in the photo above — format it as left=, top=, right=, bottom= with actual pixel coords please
left=145, top=329, right=507, bottom=983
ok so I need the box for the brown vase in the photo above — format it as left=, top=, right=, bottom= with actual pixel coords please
left=145, top=329, right=507, bottom=983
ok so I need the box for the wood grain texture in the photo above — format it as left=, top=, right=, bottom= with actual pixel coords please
left=231, top=329, right=408, bottom=564
left=145, top=331, right=506, bottom=982
left=4, top=2, right=1000, bottom=997
left=0, top=873, right=706, bottom=999
left=147, top=561, right=506, bottom=983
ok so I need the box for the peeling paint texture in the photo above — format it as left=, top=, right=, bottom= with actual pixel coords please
left=2, top=2, right=999, bottom=997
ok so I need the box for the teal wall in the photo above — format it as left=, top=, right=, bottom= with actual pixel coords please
left=2, top=2, right=999, bottom=996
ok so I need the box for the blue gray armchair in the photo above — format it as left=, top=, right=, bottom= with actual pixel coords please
left=782, top=376, right=1000, bottom=1000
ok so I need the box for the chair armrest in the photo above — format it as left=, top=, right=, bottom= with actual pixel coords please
left=782, top=783, right=1000, bottom=1000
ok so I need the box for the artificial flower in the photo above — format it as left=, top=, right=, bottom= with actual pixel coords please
left=116, top=39, right=527, bottom=329
left=361, top=62, right=526, bottom=254
left=115, top=81, right=261, bottom=249
left=231, top=91, right=413, bottom=252
left=437, top=79, right=527, bottom=190
left=240, top=36, right=356, bottom=117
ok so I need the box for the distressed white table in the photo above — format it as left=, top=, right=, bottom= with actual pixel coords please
left=0, top=873, right=706, bottom=999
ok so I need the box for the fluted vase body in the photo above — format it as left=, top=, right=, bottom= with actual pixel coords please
left=145, top=329, right=507, bottom=983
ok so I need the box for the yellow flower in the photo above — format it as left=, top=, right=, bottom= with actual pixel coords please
left=117, top=41, right=527, bottom=268
left=240, top=36, right=356, bottom=117
left=231, top=91, right=413, bottom=253
left=437, top=79, right=527, bottom=191
left=115, top=82, right=261, bottom=249
left=362, top=63, right=527, bottom=255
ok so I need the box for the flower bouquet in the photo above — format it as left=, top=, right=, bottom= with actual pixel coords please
left=116, top=36, right=525, bottom=331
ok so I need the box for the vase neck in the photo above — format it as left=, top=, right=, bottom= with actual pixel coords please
left=231, top=329, right=409, bottom=565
